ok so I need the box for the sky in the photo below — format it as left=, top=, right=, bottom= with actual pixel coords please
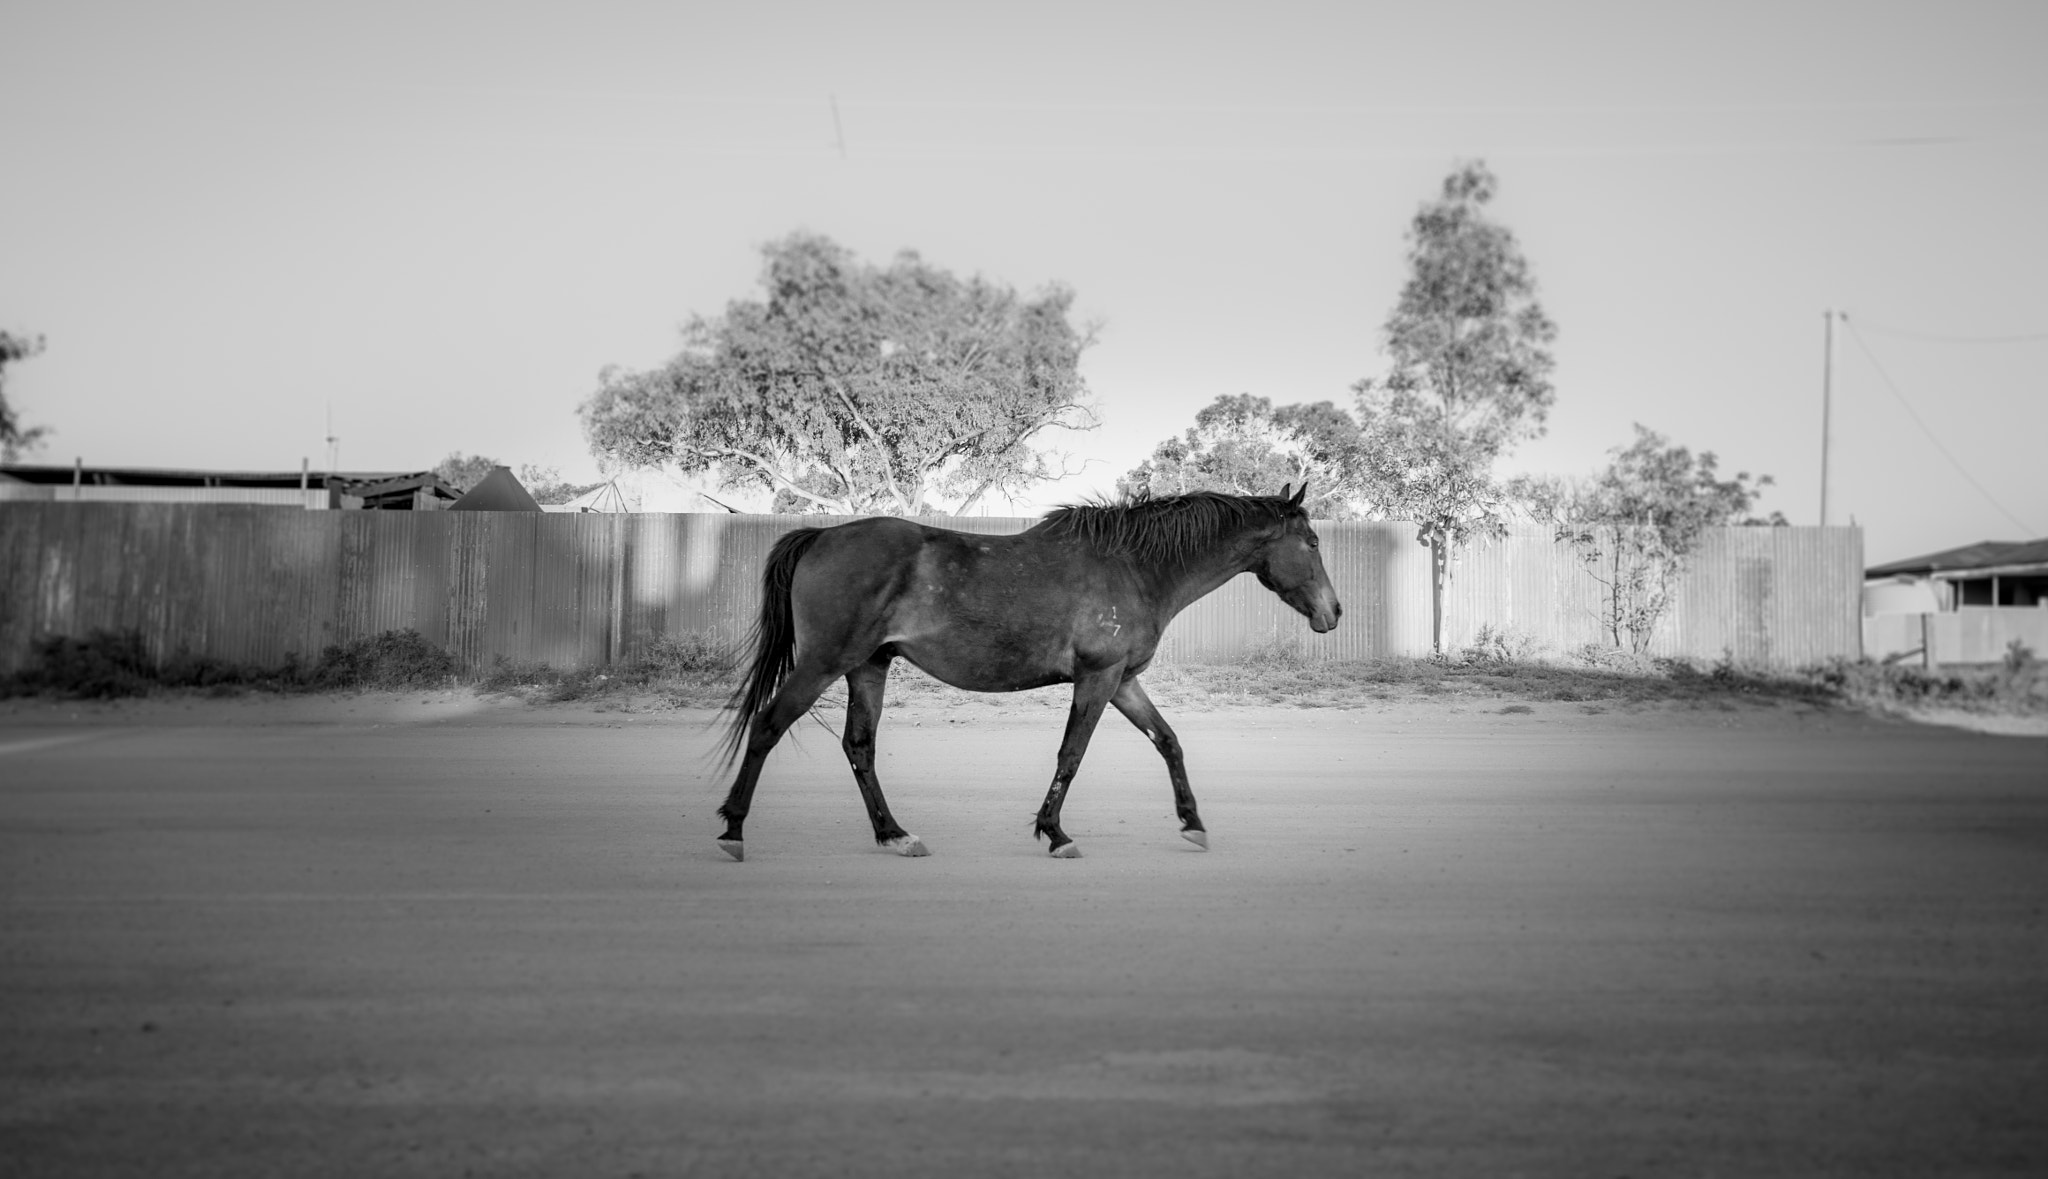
left=4, top=0, right=2044, bottom=565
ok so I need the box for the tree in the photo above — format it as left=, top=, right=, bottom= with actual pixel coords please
left=1, top=330, right=51, bottom=463
left=434, top=453, right=600, bottom=505
left=1352, top=161, right=1558, bottom=652
left=1116, top=394, right=1371, bottom=518
left=433, top=451, right=502, bottom=493
left=517, top=464, right=604, bottom=506
left=1514, top=424, right=1787, bottom=653
left=580, top=232, right=1098, bottom=516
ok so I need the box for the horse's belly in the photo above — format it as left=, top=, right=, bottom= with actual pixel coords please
left=889, top=629, right=1076, bottom=694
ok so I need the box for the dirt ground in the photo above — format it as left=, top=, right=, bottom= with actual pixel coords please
left=2, top=689, right=2045, bottom=1177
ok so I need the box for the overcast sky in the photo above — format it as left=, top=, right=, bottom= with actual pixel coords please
left=5, top=0, right=2044, bottom=563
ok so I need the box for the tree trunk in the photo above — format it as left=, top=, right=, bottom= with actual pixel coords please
left=1429, top=530, right=1447, bottom=656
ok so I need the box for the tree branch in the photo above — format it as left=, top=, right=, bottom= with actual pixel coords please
left=681, top=441, right=850, bottom=513
left=825, top=376, right=912, bottom=512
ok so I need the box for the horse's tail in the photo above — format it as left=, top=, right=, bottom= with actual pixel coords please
left=719, top=526, right=827, bottom=766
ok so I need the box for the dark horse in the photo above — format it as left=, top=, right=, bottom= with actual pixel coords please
left=714, top=484, right=1342, bottom=860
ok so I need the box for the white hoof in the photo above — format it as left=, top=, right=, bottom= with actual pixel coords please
left=1049, top=841, right=1081, bottom=859
left=717, top=839, right=745, bottom=862
left=882, top=834, right=930, bottom=857
left=1181, top=829, right=1209, bottom=850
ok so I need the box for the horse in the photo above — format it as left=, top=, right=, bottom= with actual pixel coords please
left=713, top=483, right=1342, bottom=860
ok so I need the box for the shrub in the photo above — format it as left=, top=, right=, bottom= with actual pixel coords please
left=2004, top=639, right=2037, bottom=675
left=1566, top=642, right=1658, bottom=675
left=307, top=630, right=457, bottom=689
left=1806, top=656, right=2047, bottom=716
left=4, top=629, right=158, bottom=698
left=643, top=631, right=733, bottom=675
left=1462, top=623, right=1546, bottom=665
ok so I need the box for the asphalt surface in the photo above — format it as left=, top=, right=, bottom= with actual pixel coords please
left=2, top=693, right=2045, bottom=1177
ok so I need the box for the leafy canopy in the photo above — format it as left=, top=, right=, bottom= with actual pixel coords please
left=1353, top=161, right=1557, bottom=549
left=581, top=232, right=1097, bottom=515
left=1, top=330, right=51, bottom=463
left=433, top=451, right=501, bottom=493
left=1116, top=394, right=1370, bottom=518
left=433, top=452, right=599, bottom=505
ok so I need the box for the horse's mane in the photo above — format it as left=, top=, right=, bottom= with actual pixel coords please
left=1030, top=490, right=1296, bottom=566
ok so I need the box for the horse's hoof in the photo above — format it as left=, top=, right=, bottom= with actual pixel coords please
left=882, top=834, right=930, bottom=857
left=1181, top=829, right=1209, bottom=850
left=717, top=839, right=745, bottom=862
left=1048, top=841, right=1081, bottom=859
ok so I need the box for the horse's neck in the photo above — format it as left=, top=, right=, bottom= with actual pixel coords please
left=1150, top=529, right=1261, bottom=618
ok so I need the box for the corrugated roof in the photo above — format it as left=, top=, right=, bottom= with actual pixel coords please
left=448, top=466, right=543, bottom=512
left=0, top=463, right=419, bottom=489
left=1867, top=538, right=2048, bottom=577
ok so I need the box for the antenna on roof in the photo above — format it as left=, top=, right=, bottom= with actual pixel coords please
left=324, top=402, right=340, bottom=473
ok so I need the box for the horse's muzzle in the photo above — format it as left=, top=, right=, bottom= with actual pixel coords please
left=1308, top=595, right=1342, bottom=634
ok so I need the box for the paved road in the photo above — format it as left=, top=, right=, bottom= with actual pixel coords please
left=2, top=696, right=2044, bottom=1177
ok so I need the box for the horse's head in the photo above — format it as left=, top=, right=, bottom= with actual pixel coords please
left=1253, top=483, right=1343, bottom=634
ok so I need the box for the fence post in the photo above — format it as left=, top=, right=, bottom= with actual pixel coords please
left=608, top=514, right=625, bottom=670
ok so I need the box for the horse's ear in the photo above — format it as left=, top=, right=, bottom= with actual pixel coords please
left=1278, top=482, right=1293, bottom=503
left=1289, top=482, right=1308, bottom=508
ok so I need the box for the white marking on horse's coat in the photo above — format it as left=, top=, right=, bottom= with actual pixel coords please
left=881, top=834, right=930, bottom=857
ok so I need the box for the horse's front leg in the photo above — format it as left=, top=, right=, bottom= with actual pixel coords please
left=1110, top=677, right=1206, bottom=850
left=1034, top=666, right=1122, bottom=858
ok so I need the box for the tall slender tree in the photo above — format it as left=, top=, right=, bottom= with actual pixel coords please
left=1354, top=162, right=1557, bottom=651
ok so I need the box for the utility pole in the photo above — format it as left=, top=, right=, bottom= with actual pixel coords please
left=1819, top=308, right=1835, bottom=526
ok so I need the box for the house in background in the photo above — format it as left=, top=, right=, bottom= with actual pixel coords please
left=0, top=463, right=460, bottom=509
left=1862, top=537, right=2048, bottom=665
left=1865, top=539, right=2048, bottom=613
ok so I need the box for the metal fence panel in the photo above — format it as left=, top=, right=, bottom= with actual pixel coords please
left=0, top=504, right=1866, bottom=674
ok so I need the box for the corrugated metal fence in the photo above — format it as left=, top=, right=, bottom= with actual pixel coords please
left=0, top=503, right=1863, bottom=674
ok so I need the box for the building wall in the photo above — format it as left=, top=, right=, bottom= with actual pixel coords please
left=1864, top=609, right=2048, bottom=666
left=0, top=483, right=327, bottom=508
left=0, top=503, right=1865, bottom=675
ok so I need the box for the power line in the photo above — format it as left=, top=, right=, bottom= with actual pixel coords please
left=329, top=81, right=2048, bottom=118
left=1848, top=316, right=2048, bottom=345
left=1839, top=315, right=2036, bottom=535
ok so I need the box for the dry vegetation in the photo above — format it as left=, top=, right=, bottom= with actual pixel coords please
left=6, top=627, right=2043, bottom=726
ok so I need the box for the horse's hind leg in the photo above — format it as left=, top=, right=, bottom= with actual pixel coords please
left=1111, top=677, right=1207, bottom=850
left=844, top=656, right=927, bottom=857
left=716, top=663, right=840, bottom=861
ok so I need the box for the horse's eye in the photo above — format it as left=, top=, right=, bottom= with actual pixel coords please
left=1306, top=536, right=1319, bottom=549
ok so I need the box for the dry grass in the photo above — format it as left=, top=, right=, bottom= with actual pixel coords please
left=476, top=646, right=1854, bottom=718
left=11, top=627, right=2041, bottom=724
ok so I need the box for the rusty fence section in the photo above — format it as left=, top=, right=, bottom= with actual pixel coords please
left=0, top=504, right=1863, bottom=674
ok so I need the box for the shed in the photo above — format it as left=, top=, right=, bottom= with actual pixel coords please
left=448, top=466, right=543, bottom=512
